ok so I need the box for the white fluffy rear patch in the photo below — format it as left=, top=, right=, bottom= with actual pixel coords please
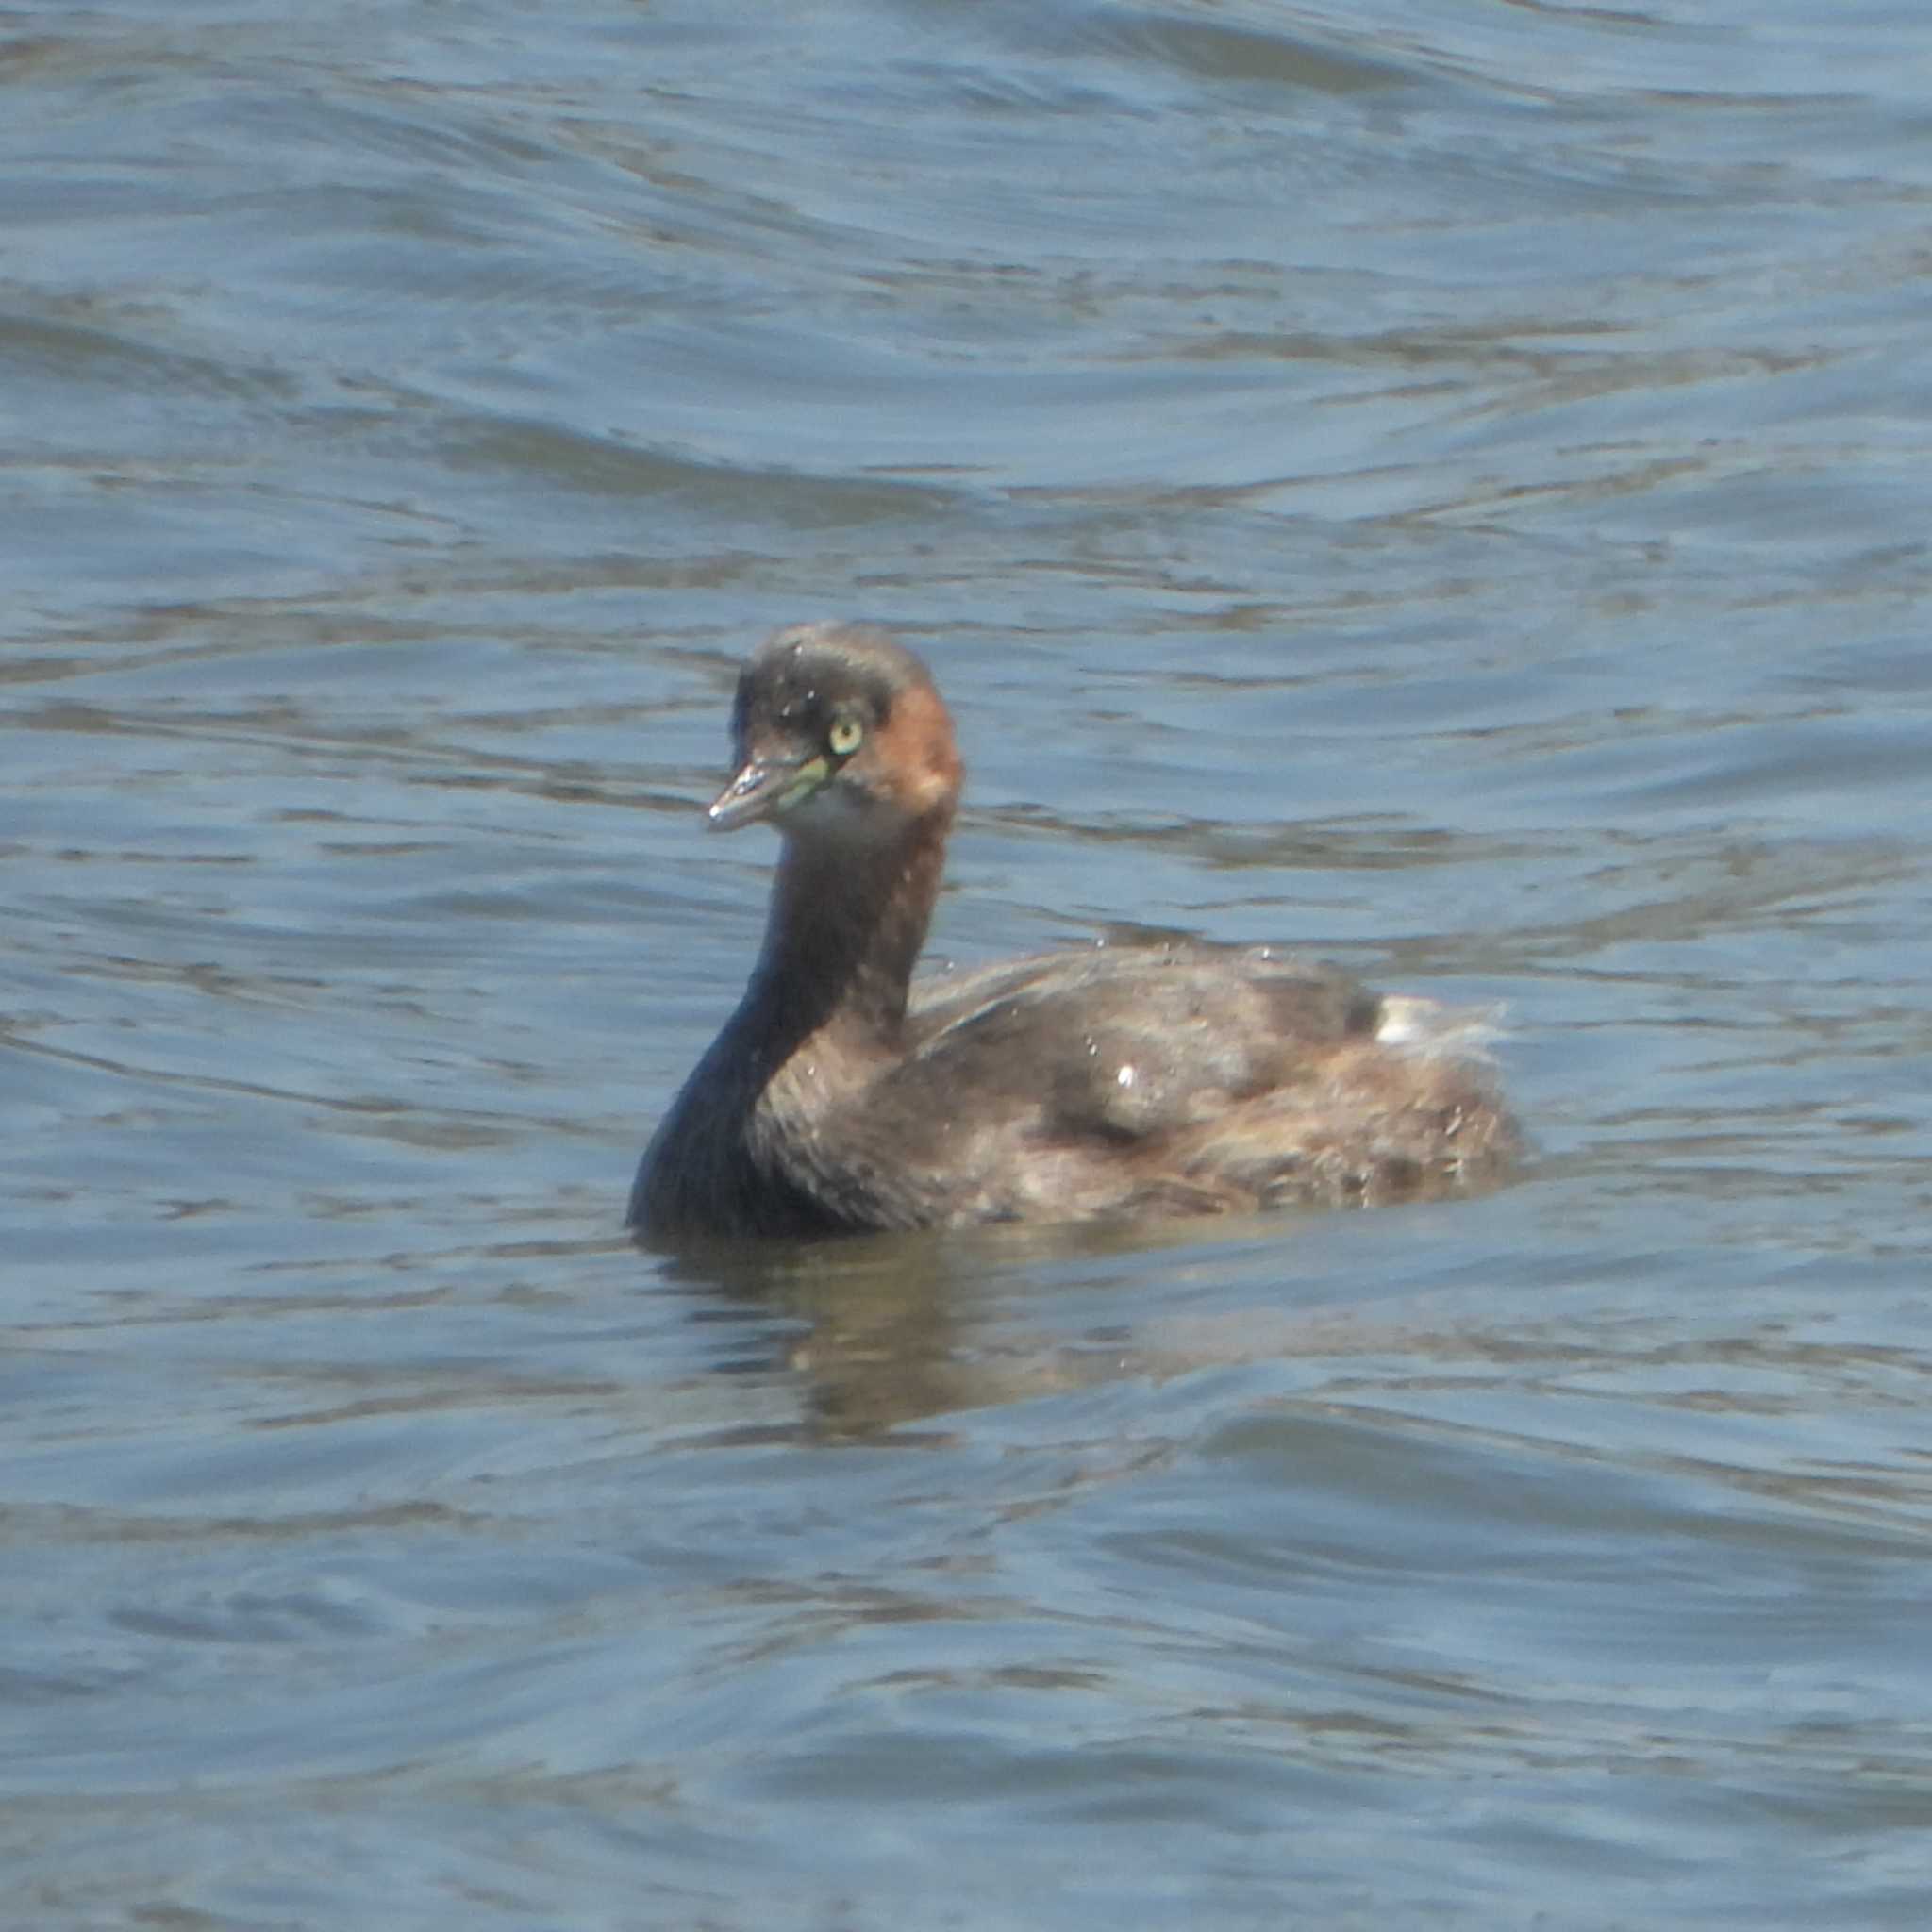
left=1375, top=994, right=1506, bottom=1059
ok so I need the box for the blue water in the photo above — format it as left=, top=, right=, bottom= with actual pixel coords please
left=5, top=3, right=1932, bottom=1926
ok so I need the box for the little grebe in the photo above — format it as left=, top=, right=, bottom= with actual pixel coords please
left=630, top=622, right=1518, bottom=1241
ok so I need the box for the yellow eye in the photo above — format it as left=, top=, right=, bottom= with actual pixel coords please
left=827, top=715, right=864, bottom=757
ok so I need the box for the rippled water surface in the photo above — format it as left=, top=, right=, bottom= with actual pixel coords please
left=7, top=3, right=1932, bottom=1926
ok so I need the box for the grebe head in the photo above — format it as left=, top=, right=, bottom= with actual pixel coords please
left=707, top=622, right=962, bottom=845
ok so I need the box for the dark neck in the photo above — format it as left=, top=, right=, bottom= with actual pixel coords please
left=737, top=811, right=951, bottom=1063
